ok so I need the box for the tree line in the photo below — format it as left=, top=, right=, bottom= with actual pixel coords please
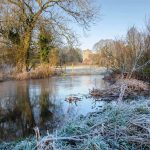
left=92, top=22, right=150, bottom=79
left=0, top=0, right=98, bottom=73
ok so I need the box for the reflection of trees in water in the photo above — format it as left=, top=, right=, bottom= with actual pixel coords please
left=36, top=79, right=65, bottom=128
left=0, top=83, right=35, bottom=140
left=39, top=89, right=65, bottom=130
left=0, top=79, right=65, bottom=140
left=39, top=91, right=53, bottom=124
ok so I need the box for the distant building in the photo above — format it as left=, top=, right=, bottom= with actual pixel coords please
left=82, top=49, right=94, bottom=65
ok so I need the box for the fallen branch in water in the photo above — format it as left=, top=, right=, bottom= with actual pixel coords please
left=65, top=96, right=81, bottom=104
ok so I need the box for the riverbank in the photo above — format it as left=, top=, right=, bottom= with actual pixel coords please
left=1, top=99, right=150, bottom=150
left=0, top=65, right=109, bottom=82
left=89, top=78, right=150, bottom=101
left=1, top=71, right=150, bottom=150
left=0, top=66, right=62, bottom=82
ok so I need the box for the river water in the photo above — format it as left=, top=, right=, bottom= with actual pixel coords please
left=0, top=75, right=108, bottom=141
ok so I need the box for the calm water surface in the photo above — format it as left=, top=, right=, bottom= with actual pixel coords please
left=0, top=75, right=108, bottom=141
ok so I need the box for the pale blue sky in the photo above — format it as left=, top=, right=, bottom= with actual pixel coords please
left=74, top=0, right=150, bottom=50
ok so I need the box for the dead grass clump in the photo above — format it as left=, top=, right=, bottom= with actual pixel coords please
left=15, top=72, right=29, bottom=80
left=15, top=64, right=55, bottom=80
left=117, top=79, right=149, bottom=91
left=90, top=79, right=149, bottom=100
left=30, top=64, right=54, bottom=79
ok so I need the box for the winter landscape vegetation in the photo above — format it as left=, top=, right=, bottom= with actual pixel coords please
left=1, top=0, right=150, bottom=150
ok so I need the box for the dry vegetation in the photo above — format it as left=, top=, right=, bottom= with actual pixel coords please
left=90, top=79, right=149, bottom=100
left=14, top=64, right=56, bottom=80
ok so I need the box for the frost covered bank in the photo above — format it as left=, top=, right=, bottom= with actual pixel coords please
left=1, top=99, right=150, bottom=150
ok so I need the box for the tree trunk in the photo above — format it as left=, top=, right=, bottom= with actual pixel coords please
left=16, top=11, right=42, bottom=73
left=16, top=29, right=32, bottom=72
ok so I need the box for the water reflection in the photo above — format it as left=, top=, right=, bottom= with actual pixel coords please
left=0, top=75, right=108, bottom=141
left=0, top=84, right=35, bottom=140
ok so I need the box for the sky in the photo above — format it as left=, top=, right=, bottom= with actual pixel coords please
left=74, top=0, right=150, bottom=50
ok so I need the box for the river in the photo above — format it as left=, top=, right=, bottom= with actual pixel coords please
left=0, top=75, right=108, bottom=141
